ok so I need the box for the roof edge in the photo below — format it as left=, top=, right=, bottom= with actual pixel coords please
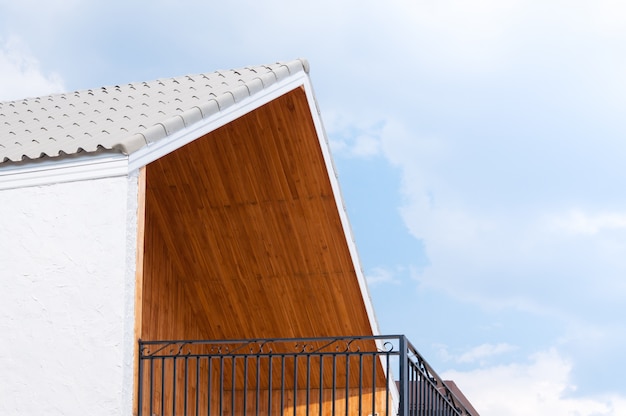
left=0, top=68, right=312, bottom=190
left=0, top=59, right=310, bottom=164
left=0, top=152, right=128, bottom=191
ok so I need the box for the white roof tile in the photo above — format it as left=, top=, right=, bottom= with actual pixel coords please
left=0, top=59, right=309, bottom=163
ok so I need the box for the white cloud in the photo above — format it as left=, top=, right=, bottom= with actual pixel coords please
left=0, top=35, right=64, bottom=101
left=435, top=342, right=517, bottom=366
left=372, top=111, right=626, bottom=306
left=457, top=343, right=517, bottom=364
left=393, top=0, right=525, bottom=73
left=549, top=210, right=626, bottom=235
left=350, top=134, right=380, bottom=158
left=365, top=266, right=401, bottom=286
left=397, top=189, right=626, bottom=316
left=443, top=349, right=626, bottom=416
left=433, top=342, right=519, bottom=366
left=325, top=111, right=383, bottom=159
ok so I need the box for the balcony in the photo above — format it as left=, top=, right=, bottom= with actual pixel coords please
left=138, top=335, right=475, bottom=416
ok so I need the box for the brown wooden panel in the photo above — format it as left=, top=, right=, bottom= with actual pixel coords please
left=141, top=87, right=373, bottom=343
left=216, top=388, right=391, bottom=416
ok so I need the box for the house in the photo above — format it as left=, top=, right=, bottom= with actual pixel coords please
left=0, top=59, right=477, bottom=415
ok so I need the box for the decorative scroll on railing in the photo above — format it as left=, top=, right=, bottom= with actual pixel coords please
left=138, top=335, right=474, bottom=416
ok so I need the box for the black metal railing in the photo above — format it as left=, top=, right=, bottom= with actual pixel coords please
left=138, top=335, right=474, bottom=416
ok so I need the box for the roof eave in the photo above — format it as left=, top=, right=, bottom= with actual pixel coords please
left=0, top=70, right=311, bottom=191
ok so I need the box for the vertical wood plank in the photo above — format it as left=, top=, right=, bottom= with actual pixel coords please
left=133, top=167, right=146, bottom=416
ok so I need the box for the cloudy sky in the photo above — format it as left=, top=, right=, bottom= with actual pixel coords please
left=2, top=1, right=626, bottom=414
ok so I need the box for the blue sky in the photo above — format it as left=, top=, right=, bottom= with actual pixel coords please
left=2, top=1, right=626, bottom=414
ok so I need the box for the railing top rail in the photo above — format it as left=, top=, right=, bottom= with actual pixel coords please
left=139, top=334, right=405, bottom=346
left=139, top=335, right=402, bottom=361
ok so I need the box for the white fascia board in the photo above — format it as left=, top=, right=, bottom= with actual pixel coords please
left=0, top=153, right=128, bottom=191
left=128, top=73, right=311, bottom=172
left=0, top=73, right=309, bottom=191
left=299, top=77, right=382, bottom=337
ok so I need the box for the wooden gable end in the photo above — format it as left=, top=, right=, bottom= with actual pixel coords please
left=139, top=87, right=373, bottom=341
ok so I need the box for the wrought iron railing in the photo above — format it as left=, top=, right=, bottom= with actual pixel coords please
left=138, top=335, right=474, bottom=416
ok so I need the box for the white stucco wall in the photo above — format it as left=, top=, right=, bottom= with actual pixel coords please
left=0, top=174, right=137, bottom=415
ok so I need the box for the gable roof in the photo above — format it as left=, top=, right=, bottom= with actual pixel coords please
left=0, top=57, right=382, bottom=344
left=0, top=59, right=309, bottom=164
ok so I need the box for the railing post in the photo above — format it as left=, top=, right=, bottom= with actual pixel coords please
left=398, top=335, right=409, bottom=416
left=137, top=339, right=143, bottom=416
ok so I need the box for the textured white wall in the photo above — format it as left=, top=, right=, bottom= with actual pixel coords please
left=0, top=175, right=136, bottom=415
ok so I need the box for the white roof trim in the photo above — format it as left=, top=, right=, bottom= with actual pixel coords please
left=128, top=71, right=310, bottom=172
left=300, top=76, right=382, bottom=337
left=0, top=152, right=128, bottom=190
left=0, top=73, right=309, bottom=191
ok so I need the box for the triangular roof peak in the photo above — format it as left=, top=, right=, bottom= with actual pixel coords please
left=0, top=59, right=309, bottom=164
